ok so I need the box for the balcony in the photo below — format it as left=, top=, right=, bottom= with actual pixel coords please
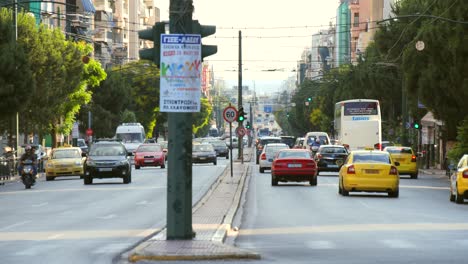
left=68, top=13, right=92, bottom=28
left=94, top=0, right=112, bottom=13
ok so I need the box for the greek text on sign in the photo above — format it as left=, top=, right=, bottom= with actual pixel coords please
left=160, top=34, right=202, bottom=113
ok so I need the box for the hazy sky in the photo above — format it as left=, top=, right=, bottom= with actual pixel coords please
left=157, top=0, right=339, bottom=94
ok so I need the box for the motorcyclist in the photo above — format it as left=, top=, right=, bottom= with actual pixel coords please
left=18, top=145, right=38, bottom=177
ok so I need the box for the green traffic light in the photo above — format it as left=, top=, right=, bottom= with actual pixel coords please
left=307, top=97, right=312, bottom=102
left=414, top=123, right=420, bottom=129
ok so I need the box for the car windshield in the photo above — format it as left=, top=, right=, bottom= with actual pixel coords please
left=307, top=136, right=328, bottom=145
left=193, top=144, right=214, bottom=152
left=116, top=133, right=143, bottom=143
left=353, top=153, right=391, bottom=164
left=52, top=149, right=81, bottom=159
left=209, top=141, right=227, bottom=147
left=320, top=147, right=347, bottom=154
left=277, top=151, right=311, bottom=159
left=266, top=145, right=289, bottom=154
left=90, top=145, right=126, bottom=156
left=137, top=145, right=162, bottom=152
left=261, top=139, right=281, bottom=145
left=386, top=148, right=412, bottom=154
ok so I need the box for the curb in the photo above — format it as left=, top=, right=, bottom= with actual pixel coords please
left=120, top=149, right=260, bottom=262
left=212, top=163, right=251, bottom=243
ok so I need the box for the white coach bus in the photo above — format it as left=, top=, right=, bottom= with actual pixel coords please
left=334, top=99, right=382, bottom=150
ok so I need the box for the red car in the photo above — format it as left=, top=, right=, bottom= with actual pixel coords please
left=134, top=144, right=166, bottom=169
left=271, top=149, right=318, bottom=186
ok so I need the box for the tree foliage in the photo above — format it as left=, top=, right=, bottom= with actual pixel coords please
left=0, top=9, right=106, bottom=147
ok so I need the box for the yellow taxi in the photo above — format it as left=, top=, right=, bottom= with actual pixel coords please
left=384, top=146, right=418, bottom=179
left=450, top=154, right=468, bottom=204
left=339, top=150, right=400, bottom=197
left=45, top=147, right=85, bottom=181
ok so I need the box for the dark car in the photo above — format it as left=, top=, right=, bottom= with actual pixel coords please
left=255, top=136, right=282, bottom=164
left=83, top=140, right=132, bottom=184
left=315, top=145, right=349, bottom=174
left=280, top=136, right=296, bottom=148
left=204, top=139, right=229, bottom=159
left=192, top=143, right=217, bottom=165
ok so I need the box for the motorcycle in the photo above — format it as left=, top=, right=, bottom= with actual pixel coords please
left=20, top=159, right=36, bottom=189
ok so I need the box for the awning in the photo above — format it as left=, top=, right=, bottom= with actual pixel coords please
left=421, top=111, right=443, bottom=126
left=81, top=0, right=96, bottom=14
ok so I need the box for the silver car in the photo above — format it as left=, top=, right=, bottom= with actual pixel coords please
left=258, top=143, right=289, bottom=173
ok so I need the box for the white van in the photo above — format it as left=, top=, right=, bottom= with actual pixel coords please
left=115, top=123, right=146, bottom=155
left=303, top=132, right=331, bottom=151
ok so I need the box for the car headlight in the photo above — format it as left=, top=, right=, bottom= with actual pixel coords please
left=120, top=160, right=128, bottom=165
left=47, top=163, right=54, bottom=168
left=86, top=159, right=96, bottom=166
left=75, top=161, right=82, bottom=166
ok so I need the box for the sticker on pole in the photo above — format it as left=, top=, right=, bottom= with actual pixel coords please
left=223, top=106, right=238, bottom=123
left=160, top=34, right=202, bottom=113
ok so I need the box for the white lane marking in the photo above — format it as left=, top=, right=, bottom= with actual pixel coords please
left=92, top=243, right=130, bottom=254
left=381, top=239, right=416, bottom=248
left=0, top=221, right=31, bottom=231
left=136, top=200, right=149, bottom=205
left=47, top=234, right=64, bottom=240
left=32, top=202, right=48, bottom=207
left=305, top=240, right=335, bottom=249
left=96, top=214, right=117, bottom=220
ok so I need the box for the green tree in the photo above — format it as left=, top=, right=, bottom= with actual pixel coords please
left=448, top=118, right=468, bottom=163
left=193, top=98, right=212, bottom=137
left=0, top=8, right=35, bottom=117
left=375, top=0, right=468, bottom=140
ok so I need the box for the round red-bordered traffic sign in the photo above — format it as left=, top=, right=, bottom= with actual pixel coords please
left=223, top=106, right=238, bottom=123
left=236, top=127, right=246, bottom=137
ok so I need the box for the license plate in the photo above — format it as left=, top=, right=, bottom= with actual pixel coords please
left=288, top=164, right=302, bottom=168
left=144, top=160, right=153, bottom=163
left=268, top=159, right=273, bottom=162
left=328, top=165, right=339, bottom=168
left=99, top=168, right=112, bottom=172
left=200, top=157, right=206, bottom=160
left=365, top=169, right=379, bottom=174
left=396, top=158, right=405, bottom=162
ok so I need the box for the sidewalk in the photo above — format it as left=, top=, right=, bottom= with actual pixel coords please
left=120, top=147, right=260, bottom=262
left=419, top=168, right=447, bottom=177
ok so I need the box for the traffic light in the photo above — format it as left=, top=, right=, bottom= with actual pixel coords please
left=286, top=112, right=290, bottom=118
left=237, top=107, right=245, bottom=122
left=307, top=97, right=312, bottom=102
left=246, top=121, right=251, bottom=129
left=138, top=21, right=167, bottom=65
left=191, top=20, right=217, bottom=61
left=412, top=121, right=421, bottom=129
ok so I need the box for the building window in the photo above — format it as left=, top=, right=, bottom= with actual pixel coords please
left=354, top=13, right=359, bottom=28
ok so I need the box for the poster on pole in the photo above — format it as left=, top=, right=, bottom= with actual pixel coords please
left=160, top=34, right=202, bottom=112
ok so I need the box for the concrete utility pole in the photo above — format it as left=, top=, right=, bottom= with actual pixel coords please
left=166, top=0, right=195, bottom=240
left=237, top=30, right=243, bottom=159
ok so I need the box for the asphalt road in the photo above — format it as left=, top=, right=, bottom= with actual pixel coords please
left=136, top=165, right=468, bottom=264
left=230, top=168, right=468, bottom=264
left=0, top=157, right=230, bottom=264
